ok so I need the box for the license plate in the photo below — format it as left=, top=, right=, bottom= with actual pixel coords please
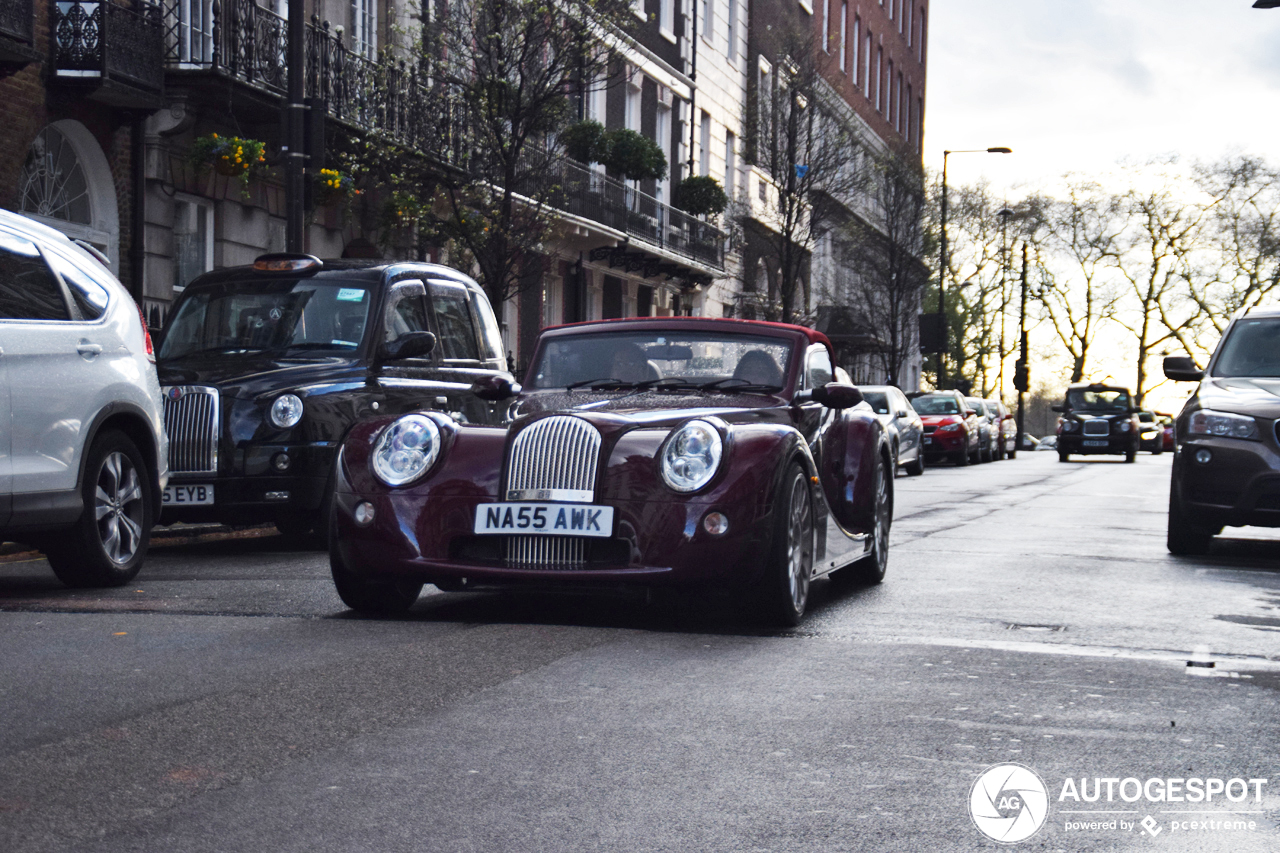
left=163, top=484, right=214, bottom=505
left=1083, top=440, right=1108, bottom=448
left=474, top=503, right=614, bottom=538
left=923, top=437, right=933, bottom=445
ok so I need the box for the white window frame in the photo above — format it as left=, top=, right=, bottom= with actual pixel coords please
left=172, top=194, right=214, bottom=293
left=822, top=0, right=830, bottom=52
left=727, top=0, right=738, bottom=60
left=724, top=130, right=736, bottom=200
left=351, top=0, right=377, bottom=58
left=839, top=2, right=847, bottom=70
left=699, top=111, right=712, bottom=176
left=660, top=0, right=676, bottom=43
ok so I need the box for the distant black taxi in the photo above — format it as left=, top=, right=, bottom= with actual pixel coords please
left=156, top=254, right=513, bottom=538
left=1052, top=383, right=1141, bottom=463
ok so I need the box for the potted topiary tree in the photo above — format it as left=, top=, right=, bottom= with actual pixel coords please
left=673, top=175, right=728, bottom=217
left=561, top=120, right=611, bottom=165
left=606, top=129, right=667, bottom=182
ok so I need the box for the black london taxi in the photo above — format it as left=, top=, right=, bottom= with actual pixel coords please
left=1052, top=382, right=1141, bottom=463
left=156, top=254, right=514, bottom=539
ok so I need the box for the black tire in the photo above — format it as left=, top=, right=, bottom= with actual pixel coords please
left=274, top=467, right=335, bottom=549
left=1153, top=445, right=1164, bottom=456
left=757, top=462, right=815, bottom=627
left=1008, top=447, right=1017, bottom=460
left=1167, top=480, right=1214, bottom=555
left=45, top=431, right=153, bottom=588
left=1125, top=449, right=1137, bottom=463
left=953, top=447, right=970, bottom=466
left=903, top=450, right=925, bottom=477
left=970, top=444, right=982, bottom=464
left=330, top=525, right=423, bottom=614
left=1058, top=449, right=1070, bottom=463
left=834, top=454, right=892, bottom=587
left=980, top=438, right=993, bottom=463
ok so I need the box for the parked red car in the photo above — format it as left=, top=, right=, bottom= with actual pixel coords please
left=985, top=399, right=1018, bottom=459
left=913, top=391, right=981, bottom=465
left=1156, top=412, right=1176, bottom=452
left=328, top=318, right=895, bottom=626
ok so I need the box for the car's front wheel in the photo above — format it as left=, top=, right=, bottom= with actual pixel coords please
left=758, top=463, right=814, bottom=627
left=46, top=431, right=153, bottom=588
left=330, top=526, right=423, bottom=614
left=1167, top=480, right=1215, bottom=556
left=1058, top=449, right=1070, bottom=463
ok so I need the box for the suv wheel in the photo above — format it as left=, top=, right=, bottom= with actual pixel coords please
left=1058, top=449, right=1070, bottom=463
left=1167, top=481, right=1214, bottom=555
left=46, top=431, right=153, bottom=587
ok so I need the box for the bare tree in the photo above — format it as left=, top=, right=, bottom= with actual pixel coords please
left=1029, top=181, right=1124, bottom=383
left=1190, top=155, right=1280, bottom=342
left=743, top=26, right=870, bottom=323
left=840, top=145, right=928, bottom=386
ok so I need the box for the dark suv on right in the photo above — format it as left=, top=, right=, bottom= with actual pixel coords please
left=1164, top=308, right=1280, bottom=554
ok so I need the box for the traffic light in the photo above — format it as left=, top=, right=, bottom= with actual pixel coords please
left=1013, top=359, right=1029, bottom=392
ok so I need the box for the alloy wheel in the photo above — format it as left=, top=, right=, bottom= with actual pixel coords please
left=94, top=451, right=145, bottom=565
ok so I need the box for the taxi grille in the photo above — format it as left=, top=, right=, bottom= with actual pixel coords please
left=162, top=386, right=220, bottom=474
left=505, top=416, right=602, bottom=501
left=1082, top=420, right=1110, bottom=436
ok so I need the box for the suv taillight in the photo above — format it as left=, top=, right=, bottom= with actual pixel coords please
left=136, top=303, right=155, bottom=362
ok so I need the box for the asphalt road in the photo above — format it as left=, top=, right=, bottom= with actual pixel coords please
left=2, top=451, right=1280, bottom=851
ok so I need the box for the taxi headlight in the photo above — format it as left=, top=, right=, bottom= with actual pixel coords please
left=661, top=420, right=723, bottom=493
left=1188, top=409, right=1260, bottom=441
left=269, top=393, right=304, bottom=429
left=372, top=414, right=442, bottom=486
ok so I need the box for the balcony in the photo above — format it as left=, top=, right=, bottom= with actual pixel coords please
left=0, top=0, right=37, bottom=69
left=52, top=0, right=165, bottom=107
left=555, top=159, right=725, bottom=275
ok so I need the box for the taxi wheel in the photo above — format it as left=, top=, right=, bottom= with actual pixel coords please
left=330, top=528, right=422, bottom=615
left=1058, top=449, right=1070, bottom=463
left=758, top=462, right=814, bottom=627
left=46, top=431, right=153, bottom=588
left=1125, top=449, right=1137, bottom=463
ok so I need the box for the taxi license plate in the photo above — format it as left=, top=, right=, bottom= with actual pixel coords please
left=1083, top=440, right=1108, bottom=448
left=163, top=484, right=214, bottom=505
left=474, top=503, right=614, bottom=538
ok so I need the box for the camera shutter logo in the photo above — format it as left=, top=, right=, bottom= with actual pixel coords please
left=969, top=763, right=1049, bottom=843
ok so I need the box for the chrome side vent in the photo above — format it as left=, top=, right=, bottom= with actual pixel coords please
left=505, top=416, right=602, bottom=502
left=161, top=386, right=220, bottom=474
left=505, top=536, right=588, bottom=569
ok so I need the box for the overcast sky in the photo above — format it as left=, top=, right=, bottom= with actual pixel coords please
left=924, top=0, right=1280, bottom=194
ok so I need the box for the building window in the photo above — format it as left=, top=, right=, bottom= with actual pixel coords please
left=173, top=196, right=213, bottom=292
left=897, top=0, right=903, bottom=32
left=919, top=9, right=926, bottom=62
left=906, top=1, right=912, bottom=46
left=906, top=83, right=913, bottom=142
left=174, top=0, right=214, bottom=64
left=875, top=47, right=883, bottom=112
left=728, top=0, right=738, bottom=59
left=660, top=0, right=675, bottom=39
left=896, top=71, right=904, bottom=132
left=351, top=0, right=376, bottom=58
left=888, top=59, right=895, bottom=124
left=656, top=103, right=671, bottom=202
left=852, top=16, right=860, bottom=82
left=725, top=130, right=736, bottom=200
left=839, top=2, right=847, bottom=70
left=863, top=32, right=872, bottom=98
left=700, top=111, right=712, bottom=176
left=701, top=0, right=711, bottom=39
left=823, top=0, right=830, bottom=52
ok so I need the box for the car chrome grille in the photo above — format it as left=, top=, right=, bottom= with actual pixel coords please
left=1082, top=420, right=1110, bottom=436
left=505, top=416, right=602, bottom=503
left=505, top=535, right=588, bottom=569
left=161, top=386, right=220, bottom=474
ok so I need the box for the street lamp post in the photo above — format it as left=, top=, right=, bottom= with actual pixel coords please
left=1016, top=242, right=1029, bottom=451
left=937, top=147, right=1011, bottom=390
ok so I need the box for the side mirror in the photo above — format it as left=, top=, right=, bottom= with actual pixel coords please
left=1050, top=404, right=1065, bottom=413
left=1164, top=355, right=1203, bottom=382
left=806, top=382, right=863, bottom=410
left=471, top=374, right=521, bottom=401
left=379, top=331, right=437, bottom=362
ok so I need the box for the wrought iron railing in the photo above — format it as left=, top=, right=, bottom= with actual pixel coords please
left=554, top=159, right=725, bottom=270
left=0, top=0, right=34, bottom=46
left=53, top=0, right=165, bottom=93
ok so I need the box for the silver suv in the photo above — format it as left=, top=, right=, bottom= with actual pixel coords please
left=0, top=210, right=168, bottom=586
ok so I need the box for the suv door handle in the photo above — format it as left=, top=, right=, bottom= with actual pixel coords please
left=77, top=340, right=103, bottom=358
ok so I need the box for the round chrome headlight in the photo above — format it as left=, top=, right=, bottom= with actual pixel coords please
left=661, top=420, right=723, bottom=493
left=372, top=414, right=441, bottom=486
left=270, top=393, right=304, bottom=429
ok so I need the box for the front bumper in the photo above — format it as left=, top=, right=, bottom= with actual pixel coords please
left=1058, top=434, right=1136, bottom=455
left=1174, top=438, right=1280, bottom=529
left=331, top=488, right=777, bottom=591
left=922, top=430, right=967, bottom=454
left=160, top=442, right=336, bottom=524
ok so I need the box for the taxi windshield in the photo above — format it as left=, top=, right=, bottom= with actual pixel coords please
left=1067, top=388, right=1131, bottom=412
left=527, top=331, right=794, bottom=391
left=160, top=279, right=373, bottom=360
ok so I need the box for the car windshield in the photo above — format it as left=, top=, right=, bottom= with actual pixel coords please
left=912, top=395, right=960, bottom=415
left=526, top=330, right=794, bottom=391
left=862, top=391, right=891, bottom=414
left=1213, top=317, right=1280, bottom=377
left=1066, top=388, right=1131, bottom=412
left=160, top=279, right=373, bottom=360
left=1138, top=412, right=1154, bottom=423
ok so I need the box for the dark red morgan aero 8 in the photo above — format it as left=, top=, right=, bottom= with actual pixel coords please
left=328, top=318, right=894, bottom=625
